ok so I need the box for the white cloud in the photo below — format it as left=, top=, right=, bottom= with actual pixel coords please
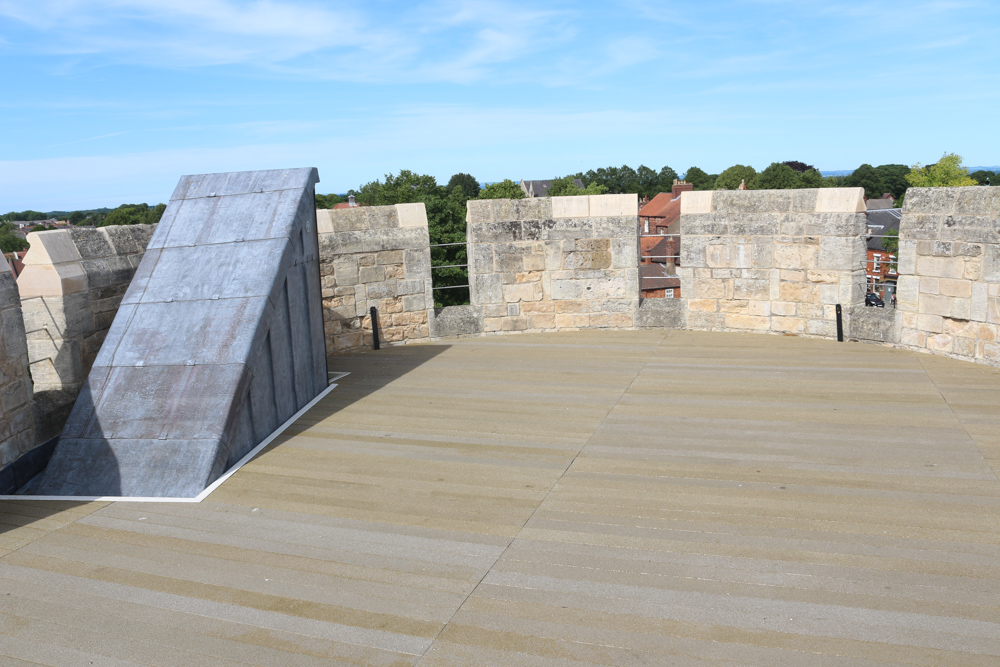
left=0, top=0, right=573, bottom=84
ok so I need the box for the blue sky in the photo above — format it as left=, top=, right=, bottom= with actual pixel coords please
left=2, top=0, right=999, bottom=210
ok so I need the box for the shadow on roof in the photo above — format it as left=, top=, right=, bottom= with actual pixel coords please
left=240, top=342, right=452, bottom=461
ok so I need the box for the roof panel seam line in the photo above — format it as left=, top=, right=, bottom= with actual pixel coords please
left=412, top=332, right=667, bottom=665
left=914, top=355, right=1000, bottom=484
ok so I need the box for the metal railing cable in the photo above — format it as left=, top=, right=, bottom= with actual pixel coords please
left=429, top=241, right=469, bottom=292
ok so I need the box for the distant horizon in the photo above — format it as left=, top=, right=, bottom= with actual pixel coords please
left=7, top=163, right=1000, bottom=215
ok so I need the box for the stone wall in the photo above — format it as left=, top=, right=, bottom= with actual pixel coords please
left=677, top=188, right=867, bottom=337
left=465, top=195, right=639, bottom=333
left=317, top=204, right=433, bottom=353
left=896, top=187, right=1000, bottom=365
left=0, top=255, right=35, bottom=468
left=17, top=225, right=155, bottom=440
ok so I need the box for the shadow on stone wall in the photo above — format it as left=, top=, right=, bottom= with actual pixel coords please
left=32, top=388, right=79, bottom=444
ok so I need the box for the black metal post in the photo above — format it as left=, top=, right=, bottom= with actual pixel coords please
left=835, top=304, right=844, bottom=342
left=370, top=306, right=381, bottom=350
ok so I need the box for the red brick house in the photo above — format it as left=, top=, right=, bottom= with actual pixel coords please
left=638, top=180, right=692, bottom=297
left=866, top=208, right=901, bottom=301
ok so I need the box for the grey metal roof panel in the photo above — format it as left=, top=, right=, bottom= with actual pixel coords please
left=170, top=167, right=319, bottom=201
left=96, top=297, right=270, bottom=368
left=151, top=188, right=312, bottom=249
left=39, top=168, right=327, bottom=497
left=123, top=238, right=292, bottom=304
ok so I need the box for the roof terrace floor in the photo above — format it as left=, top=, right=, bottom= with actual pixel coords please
left=2, top=329, right=1000, bottom=666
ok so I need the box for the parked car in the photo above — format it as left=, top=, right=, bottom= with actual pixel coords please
left=865, top=292, right=885, bottom=308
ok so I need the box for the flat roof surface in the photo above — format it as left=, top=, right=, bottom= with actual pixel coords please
left=2, top=329, right=999, bottom=665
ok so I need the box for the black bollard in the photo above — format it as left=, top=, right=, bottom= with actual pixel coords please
left=835, top=304, right=843, bottom=342
left=370, top=306, right=381, bottom=350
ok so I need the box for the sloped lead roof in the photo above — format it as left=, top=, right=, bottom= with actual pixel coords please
left=38, top=168, right=327, bottom=497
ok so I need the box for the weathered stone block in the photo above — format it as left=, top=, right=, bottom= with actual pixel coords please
left=733, top=278, right=769, bottom=300
left=848, top=305, right=898, bottom=343
left=706, top=243, right=752, bottom=269
left=916, top=256, right=965, bottom=279
left=774, top=241, right=818, bottom=270
left=725, top=313, right=770, bottom=330
left=938, top=278, right=972, bottom=298
left=681, top=214, right=728, bottom=235
left=819, top=236, right=863, bottom=271
left=896, top=275, right=920, bottom=310
left=332, top=255, right=359, bottom=286
left=470, top=220, right=523, bottom=244
left=728, top=214, right=780, bottom=235
left=904, top=188, right=958, bottom=215
left=471, top=273, right=503, bottom=304
left=972, top=282, right=988, bottom=321
left=900, top=213, right=943, bottom=240
left=919, top=293, right=954, bottom=317
left=680, top=236, right=707, bottom=268
left=402, top=294, right=426, bottom=312
left=940, top=215, right=999, bottom=244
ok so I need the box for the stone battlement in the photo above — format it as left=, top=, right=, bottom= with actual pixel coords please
left=3, top=181, right=1000, bottom=486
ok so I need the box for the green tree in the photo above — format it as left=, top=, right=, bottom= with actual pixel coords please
left=1, top=210, right=47, bottom=223
left=714, top=164, right=757, bottom=190
left=353, top=170, right=440, bottom=206
left=0, top=223, right=28, bottom=252
left=446, top=173, right=481, bottom=200
left=100, top=203, right=165, bottom=227
left=315, top=193, right=348, bottom=209
left=798, top=168, right=823, bottom=188
left=969, top=170, right=995, bottom=186
left=873, top=164, right=910, bottom=199
left=823, top=174, right=848, bottom=187
left=782, top=161, right=816, bottom=173
left=67, top=211, right=85, bottom=225
left=844, top=163, right=886, bottom=199
left=881, top=232, right=899, bottom=257
left=478, top=179, right=525, bottom=199
left=683, top=166, right=716, bottom=190
left=580, top=164, right=678, bottom=196
left=906, top=153, right=978, bottom=187
left=752, top=162, right=800, bottom=189
left=657, top=166, right=679, bottom=192
left=350, top=170, right=475, bottom=307
left=548, top=175, right=609, bottom=196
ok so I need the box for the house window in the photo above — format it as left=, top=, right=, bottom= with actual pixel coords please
left=873, top=254, right=881, bottom=273
left=644, top=219, right=649, bottom=234
left=888, top=255, right=896, bottom=275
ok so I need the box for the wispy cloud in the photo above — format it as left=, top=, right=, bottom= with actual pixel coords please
left=0, top=0, right=575, bottom=84
left=45, top=130, right=130, bottom=149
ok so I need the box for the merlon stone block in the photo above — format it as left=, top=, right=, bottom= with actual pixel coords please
left=23, top=230, right=82, bottom=265
left=814, top=188, right=865, bottom=213
left=679, top=190, right=712, bottom=215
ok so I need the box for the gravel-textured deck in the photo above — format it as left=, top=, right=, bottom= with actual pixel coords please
left=2, top=330, right=999, bottom=666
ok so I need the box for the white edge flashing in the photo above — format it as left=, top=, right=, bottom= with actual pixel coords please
left=0, top=374, right=348, bottom=503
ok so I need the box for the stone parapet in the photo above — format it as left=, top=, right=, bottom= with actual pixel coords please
left=898, top=187, right=1000, bottom=365
left=17, top=224, right=155, bottom=440
left=678, top=188, right=867, bottom=338
left=318, top=205, right=433, bottom=353
left=0, top=255, right=35, bottom=468
left=466, top=194, right=640, bottom=334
